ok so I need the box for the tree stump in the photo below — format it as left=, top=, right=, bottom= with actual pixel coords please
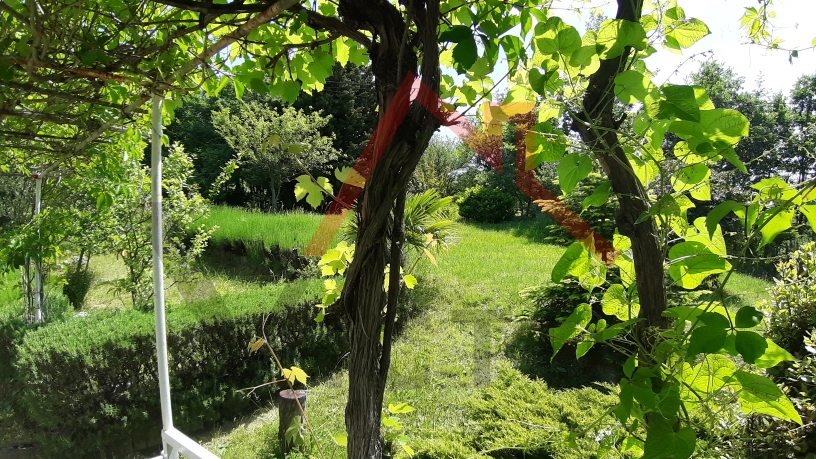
left=278, top=389, right=308, bottom=453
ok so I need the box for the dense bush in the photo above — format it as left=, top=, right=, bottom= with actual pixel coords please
left=457, top=187, right=515, bottom=223
left=62, top=258, right=94, bottom=309
left=763, top=242, right=816, bottom=357
left=749, top=243, right=816, bottom=457
left=415, top=365, right=621, bottom=459
left=467, top=365, right=620, bottom=459
left=10, top=278, right=347, bottom=458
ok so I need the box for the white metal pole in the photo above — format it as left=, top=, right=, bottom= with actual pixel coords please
left=150, top=94, right=175, bottom=444
left=33, top=172, right=43, bottom=323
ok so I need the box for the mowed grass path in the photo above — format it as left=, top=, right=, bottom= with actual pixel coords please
left=201, top=219, right=566, bottom=458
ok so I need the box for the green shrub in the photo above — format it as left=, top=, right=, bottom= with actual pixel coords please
left=744, top=330, right=816, bottom=458
left=466, top=364, right=622, bottom=459
left=748, top=243, right=816, bottom=457
left=11, top=278, right=348, bottom=458
left=62, top=260, right=95, bottom=310
left=458, top=187, right=515, bottom=223
left=763, top=242, right=816, bottom=357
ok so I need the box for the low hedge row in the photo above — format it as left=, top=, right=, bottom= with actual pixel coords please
left=9, top=278, right=347, bottom=458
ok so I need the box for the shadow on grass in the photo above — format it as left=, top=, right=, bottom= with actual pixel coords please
left=196, top=240, right=320, bottom=285
left=505, top=320, right=624, bottom=390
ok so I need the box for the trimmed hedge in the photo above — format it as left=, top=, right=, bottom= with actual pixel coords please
left=10, top=278, right=347, bottom=458
left=458, top=187, right=516, bottom=223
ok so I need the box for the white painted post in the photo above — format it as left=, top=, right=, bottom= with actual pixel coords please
left=33, top=171, right=43, bottom=323
left=150, top=93, right=178, bottom=459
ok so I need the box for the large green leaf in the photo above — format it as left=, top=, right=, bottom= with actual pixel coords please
left=733, top=370, right=801, bottom=423
left=699, top=109, right=750, bottom=144
left=601, top=283, right=639, bottom=320
left=665, top=18, right=710, bottom=50
left=668, top=241, right=728, bottom=289
left=705, top=201, right=743, bottom=238
left=596, top=19, right=648, bottom=59
left=799, top=204, right=816, bottom=232
left=735, top=331, right=768, bottom=364
left=687, top=325, right=727, bottom=360
left=754, top=340, right=796, bottom=369
left=642, top=414, right=696, bottom=459
left=734, top=306, right=764, bottom=328
left=534, top=17, right=581, bottom=56
left=549, top=303, right=592, bottom=359
left=528, top=122, right=567, bottom=166
left=758, top=207, right=795, bottom=248
left=682, top=354, right=736, bottom=397
left=557, top=153, right=592, bottom=193
left=581, top=180, right=612, bottom=209
left=671, top=163, right=710, bottom=194
left=614, top=70, right=658, bottom=104
left=657, top=84, right=701, bottom=122
left=452, top=35, right=478, bottom=73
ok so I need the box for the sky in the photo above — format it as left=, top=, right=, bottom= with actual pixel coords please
left=632, top=0, right=816, bottom=93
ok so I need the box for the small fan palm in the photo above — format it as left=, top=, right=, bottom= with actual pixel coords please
left=342, top=189, right=458, bottom=268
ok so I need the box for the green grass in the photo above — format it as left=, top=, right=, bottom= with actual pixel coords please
left=200, top=218, right=567, bottom=458
left=202, top=206, right=328, bottom=250
left=198, top=217, right=779, bottom=459
left=720, top=271, right=773, bottom=309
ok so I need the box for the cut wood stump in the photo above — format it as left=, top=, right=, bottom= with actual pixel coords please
left=278, top=389, right=308, bottom=453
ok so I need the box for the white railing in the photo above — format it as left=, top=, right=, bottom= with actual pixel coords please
left=149, top=94, right=221, bottom=459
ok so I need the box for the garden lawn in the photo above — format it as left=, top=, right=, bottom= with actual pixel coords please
left=200, top=218, right=566, bottom=458
left=198, top=217, right=777, bottom=459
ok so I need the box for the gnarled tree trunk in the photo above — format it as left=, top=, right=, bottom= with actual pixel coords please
left=336, top=1, right=442, bottom=458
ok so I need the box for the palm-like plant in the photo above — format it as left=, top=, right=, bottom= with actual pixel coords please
left=342, top=189, right=458, bottom=270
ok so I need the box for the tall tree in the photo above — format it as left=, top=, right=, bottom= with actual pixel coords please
left=787, top=74, right=816, bottom=183
left=211, top=101, right=338, bottom=211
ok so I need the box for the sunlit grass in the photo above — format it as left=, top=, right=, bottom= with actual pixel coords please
left=201, top=218, right=566, bottom=458
left=202, top=206, right=328, bottom=250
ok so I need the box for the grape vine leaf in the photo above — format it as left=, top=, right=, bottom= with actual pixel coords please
left=294, top=175, right=332, bottom=209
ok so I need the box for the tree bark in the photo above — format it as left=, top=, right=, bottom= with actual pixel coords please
left=571, top=0, right=668, bottom=330
left=336, top=2, right=441, bottom=459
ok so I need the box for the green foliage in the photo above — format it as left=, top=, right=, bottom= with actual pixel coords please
left=211, top=101, right=338, bottom=211
left=763, top=241, right=816, bottom=357
left=105, top=144, right=213, bottom=311
left=411, top=137, right=474, bottom=198
left=466, top=365, right=621, bottom=459
left=457, top=187, right=516, bottom=223
left=9, top=279, right=347, bottom=458
left=62, top=258, right=94, bottom=310
left=747, top=331, right=816, bottom=458
left=545, top=173, right=619, bottom=245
